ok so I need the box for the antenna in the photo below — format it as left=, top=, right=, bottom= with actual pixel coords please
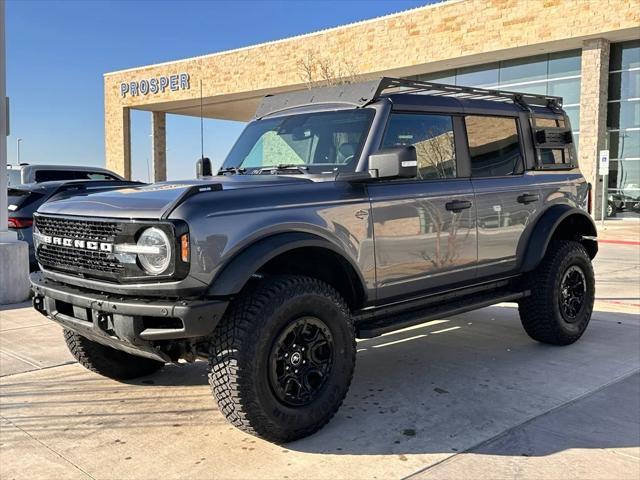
left=199, top=79, right=204, bottom=160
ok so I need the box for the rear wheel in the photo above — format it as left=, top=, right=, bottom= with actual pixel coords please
left=518, top=240, right=595, bottom=345
left=64, top=330, right=164, bottom=380
left=208, top=275, right=356, bottom=442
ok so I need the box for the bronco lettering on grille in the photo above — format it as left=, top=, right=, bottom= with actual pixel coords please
left=41, top=235, right=113, bottom=253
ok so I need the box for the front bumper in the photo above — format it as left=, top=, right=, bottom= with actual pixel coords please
left=30, top=272, right=228, bottom=362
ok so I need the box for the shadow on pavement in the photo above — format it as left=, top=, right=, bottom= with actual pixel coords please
left=2, top=305, right=638, bottom=460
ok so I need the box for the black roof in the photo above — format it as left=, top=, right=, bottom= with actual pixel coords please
left=256, top=77, right=564, bottom=119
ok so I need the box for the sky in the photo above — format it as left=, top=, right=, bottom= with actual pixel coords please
left=6, top=0, right=431, bottom=181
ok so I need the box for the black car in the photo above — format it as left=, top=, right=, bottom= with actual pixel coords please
left=8, top=180, right=143, bottom=270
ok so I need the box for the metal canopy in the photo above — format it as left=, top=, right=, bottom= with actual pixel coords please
left=255, top=76, right=564, bottom=119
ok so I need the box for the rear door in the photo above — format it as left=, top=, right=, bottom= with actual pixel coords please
left=465, top=115, right=542, bottom=278
left=368, top=112, right=477, bottom=302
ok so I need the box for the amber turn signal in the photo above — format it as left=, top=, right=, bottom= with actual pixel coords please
left=180, top=234, right=190, bottom=262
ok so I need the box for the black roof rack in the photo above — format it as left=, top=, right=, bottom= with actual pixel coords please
left=255, top=76, right=563, bottom=118
left=375, top=77, right=563, bottom=109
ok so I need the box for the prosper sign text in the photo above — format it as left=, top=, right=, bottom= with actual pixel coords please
left=120, top=73, right=190, bottom=98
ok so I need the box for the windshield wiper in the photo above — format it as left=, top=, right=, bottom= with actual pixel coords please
left=256, top=164, right=309, bottom=175
left=218, top=166, right=246, bottom=175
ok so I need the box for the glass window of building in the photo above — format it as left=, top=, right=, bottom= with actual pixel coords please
left=457, top=63, right=500, bottom=87
left=500, top=55, right=548, bottom=84
left=412, top=50, right=582, bottom=152
left=608, top=40, right=640, bottom=218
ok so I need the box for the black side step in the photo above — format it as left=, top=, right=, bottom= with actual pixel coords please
left=356, top=290, right=529, bottom=339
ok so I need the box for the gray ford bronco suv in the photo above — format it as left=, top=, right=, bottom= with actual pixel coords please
left=30, top=78, right=597, bottom=442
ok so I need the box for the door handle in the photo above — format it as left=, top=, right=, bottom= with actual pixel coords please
left=445, top=200, right=472, bottom=212
left=517, top=193, right=540, bottom=205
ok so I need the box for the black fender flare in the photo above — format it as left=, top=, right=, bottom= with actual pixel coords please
left=521, top=204, right=598, bottom=273
left=206, top=232, right=366, bottom=297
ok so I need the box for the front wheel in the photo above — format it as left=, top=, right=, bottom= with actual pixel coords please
left=518, top=240, right=595, bottom=345
left=208, top=275, right=356, bottom=442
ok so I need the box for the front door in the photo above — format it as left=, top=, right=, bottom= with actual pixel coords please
left=368, top=112, right=477, bottom=303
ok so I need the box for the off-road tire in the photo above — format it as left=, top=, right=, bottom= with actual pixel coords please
left=63, top=329, right=164, bottom=380
left=208, top=275, right=356, bottom=443
left=518, top=240, right=595, bottom=345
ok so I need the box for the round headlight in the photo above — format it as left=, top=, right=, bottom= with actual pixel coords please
left=137, top=227, right=171, bottom=275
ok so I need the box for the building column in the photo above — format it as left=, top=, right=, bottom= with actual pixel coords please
left=578, top=38, right=610, bottom=219
left=151, top=112, right=166, bottom=182
left=105, top=106, right=131, bottom=179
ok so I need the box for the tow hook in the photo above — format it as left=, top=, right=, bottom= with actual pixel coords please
left=32, top=295, right=46, bottom=315
left=96, top=312, right=114, bottom=332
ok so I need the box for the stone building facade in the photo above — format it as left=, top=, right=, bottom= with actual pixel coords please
left=103, top=0, right=640, bottom=217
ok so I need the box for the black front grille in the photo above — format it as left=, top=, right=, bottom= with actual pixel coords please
left=35, top=215, right=122, bottom=241
left=37, top=245, right=124, bottom=274
left=35, top=215, right=124, bottom=277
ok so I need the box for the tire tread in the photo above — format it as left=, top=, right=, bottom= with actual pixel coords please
left=208, top=275, right=355, bottom=442
left=518, top=240, right=594, bottom=345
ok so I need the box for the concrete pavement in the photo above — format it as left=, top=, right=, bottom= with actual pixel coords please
left=410, top=372, right=640, bottom=480
left=1, top=241, right=638, bottom=480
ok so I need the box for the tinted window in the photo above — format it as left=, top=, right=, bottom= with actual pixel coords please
left=35, top=170, right=79, bottom=182
left=34, top=170, right=118, bottom=182
left=540, top=149, right=568, bottom=165
left=382, top=113, right=456, bottom=180
left=84, top=172, right=119, bottom=180
left=465, top=116, right=523, bottom=177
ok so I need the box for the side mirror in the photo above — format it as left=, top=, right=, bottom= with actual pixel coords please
left=368, top=146, right=417, bottom=179
left=196, top=157, right=212, bottom=178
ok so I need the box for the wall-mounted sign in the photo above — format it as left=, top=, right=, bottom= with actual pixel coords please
left=599, top=150, right=609, bottom=176
left=120, top=72, right=190, bottom=98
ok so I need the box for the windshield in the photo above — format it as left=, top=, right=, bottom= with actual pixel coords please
left=7, top=169, right=22, bottom=186
left=222, top=109, right=374, bottom=174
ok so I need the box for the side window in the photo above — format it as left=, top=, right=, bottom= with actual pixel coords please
left=35, top=170, right=78, bottom=182
left=382, top=113, right=457, bottom=180
left=84, top=172, right=118, bottom=180
left=540, top=148, right=571, bottom=165
left=465, top=116, right=524, bottom=177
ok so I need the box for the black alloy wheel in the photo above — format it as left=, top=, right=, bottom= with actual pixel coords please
left=269, top=316, right=334, bottom=407
left=558, top=265, right=587, bottom=322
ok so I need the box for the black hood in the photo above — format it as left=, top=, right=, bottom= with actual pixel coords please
left=36, top=175, right=314, bottom=219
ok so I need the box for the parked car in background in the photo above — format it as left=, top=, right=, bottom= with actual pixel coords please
left=8, top=180, right=144, bottom=270
left=7, top=163, right=124, bottom=186
left=607, top=193, right=625, bottom=217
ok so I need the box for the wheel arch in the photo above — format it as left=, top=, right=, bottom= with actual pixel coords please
left=206, top=232, right=367, bottom=310
left=521, top=205, right=598, bottom=273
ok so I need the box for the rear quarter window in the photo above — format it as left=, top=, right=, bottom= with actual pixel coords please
left=465, top=116, right=524, bottom=177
